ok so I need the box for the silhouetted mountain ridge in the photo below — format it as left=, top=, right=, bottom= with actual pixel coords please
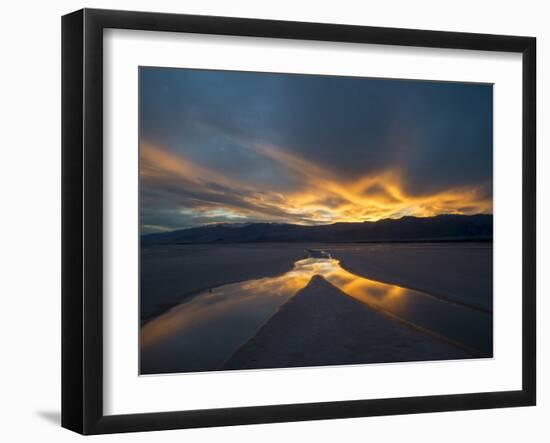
left=142, top=214, right=493, bottom=244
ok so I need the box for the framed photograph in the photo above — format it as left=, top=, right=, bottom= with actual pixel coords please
left=62, top=8, right=536, bottom=435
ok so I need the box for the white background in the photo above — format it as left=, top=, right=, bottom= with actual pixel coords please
left=0, top=0, right=547, bottom=441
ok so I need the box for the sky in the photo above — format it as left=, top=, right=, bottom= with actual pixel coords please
left=139, top=67, right=493, bottom=234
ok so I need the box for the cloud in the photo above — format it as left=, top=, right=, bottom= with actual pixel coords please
left=139, top=68, right=493, bottom=232
left=140, top=141, right=492, bottom=232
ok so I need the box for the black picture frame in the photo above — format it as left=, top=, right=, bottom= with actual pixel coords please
left=61, top=8, right=536, bottom=435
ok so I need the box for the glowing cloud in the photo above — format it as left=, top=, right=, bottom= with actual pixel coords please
left=140, top=141, right=492, bottom=231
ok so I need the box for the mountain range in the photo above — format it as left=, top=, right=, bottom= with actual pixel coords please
left=142, top=214, right=493, bottom=244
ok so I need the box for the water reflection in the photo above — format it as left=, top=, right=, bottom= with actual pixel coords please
left=141, top=253, right=492, bottom=374
left=318, top=260, right=492, bottom=356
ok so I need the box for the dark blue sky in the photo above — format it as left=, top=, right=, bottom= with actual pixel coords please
left=139, top=67, right=493, bottom=234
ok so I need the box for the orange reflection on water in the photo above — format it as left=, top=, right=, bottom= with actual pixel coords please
left=140, top=260, right=316, bottom=351
left=141, top=257, right=410, bottom=353
left=292, top=257, right=408, bottom=311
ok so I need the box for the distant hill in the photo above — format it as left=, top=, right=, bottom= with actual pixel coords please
left=141, top=214, right=493, bottom=244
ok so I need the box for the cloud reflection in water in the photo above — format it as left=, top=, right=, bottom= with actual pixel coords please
left=141, top=255, right=493, bottom=374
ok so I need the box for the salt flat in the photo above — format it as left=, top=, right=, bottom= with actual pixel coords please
left=140, top=242, right=492, bottom=373
left=140, top=243, right=305, bottom=323
left=140, top=242, right=492, bottom=324
left=328, top=243, right=492, bottom=312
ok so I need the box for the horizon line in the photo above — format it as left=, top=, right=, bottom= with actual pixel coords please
left=141, top=212, right=493, bottom=236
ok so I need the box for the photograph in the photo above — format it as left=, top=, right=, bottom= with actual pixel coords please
left=138, top=67, right=494, bottom=375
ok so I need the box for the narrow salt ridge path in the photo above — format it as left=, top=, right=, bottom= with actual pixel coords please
left=223, top=275, right=471, bottom=370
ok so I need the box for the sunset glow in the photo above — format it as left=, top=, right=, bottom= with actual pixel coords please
left=139, top=68, right=492, bottom=233
left=141, top=141, right=492, bottom=228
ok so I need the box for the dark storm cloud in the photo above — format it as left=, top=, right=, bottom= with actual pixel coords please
left=139, top=67, right=493, bottom=232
